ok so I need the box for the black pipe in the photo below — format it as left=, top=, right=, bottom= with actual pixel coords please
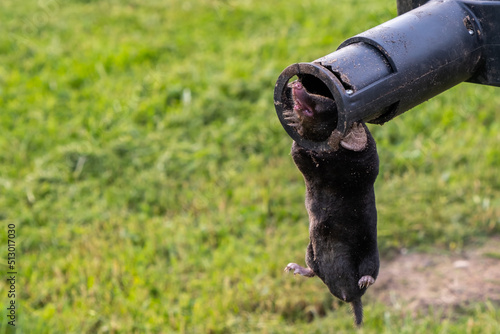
left=274, top=0, right=500, bottom=151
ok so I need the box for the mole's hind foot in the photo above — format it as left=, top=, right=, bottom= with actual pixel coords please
left=284, top=263, right=315, bottom=277
left=358, top=275, right=375, bottom=289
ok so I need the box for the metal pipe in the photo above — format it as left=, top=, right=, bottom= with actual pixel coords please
left=274, top=0, right=499, bottom=151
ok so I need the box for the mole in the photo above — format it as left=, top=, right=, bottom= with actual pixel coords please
left=283, top=81, right=380, bottom=326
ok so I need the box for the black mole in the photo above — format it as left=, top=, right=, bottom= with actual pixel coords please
left=283, top=81, right=380, bottom=326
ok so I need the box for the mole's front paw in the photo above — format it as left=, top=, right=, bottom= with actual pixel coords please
left=358, top=275, right=375, bottom=289
left=284, top=263, right=315, bottom=277
left=283, top=109, right=301, bottom=131
left=340, top=122, right=367, bottom=152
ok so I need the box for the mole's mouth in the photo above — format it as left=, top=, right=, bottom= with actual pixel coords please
left=287, top=75, right=337, bottom=140
left=294, top=103, right=314, bottom=117
left=290, top=81, right=314, bottom=118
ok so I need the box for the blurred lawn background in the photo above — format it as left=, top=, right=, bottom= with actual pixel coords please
left=0, top=0, right=499, bottom=333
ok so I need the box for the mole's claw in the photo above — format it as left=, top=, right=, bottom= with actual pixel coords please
left=284, top=263, right=296, bottom=273
left=283, top=110, right=301, bottom=129
left=358, top=275, right=375, bottom=289
left=340, top=122, right=367, bottom=152
left=284, top=263, right=315, bottom=277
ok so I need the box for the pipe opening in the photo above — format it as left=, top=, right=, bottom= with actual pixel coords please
left=275, top=62, right=345, bottom=151
left=299, top=74, right=335, bottom=100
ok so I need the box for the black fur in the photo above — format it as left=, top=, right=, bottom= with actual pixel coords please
left=290, top=123, right=379, bottom=326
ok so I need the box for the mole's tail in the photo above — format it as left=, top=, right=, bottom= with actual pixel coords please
left=350, top=298, right=363, bottom=327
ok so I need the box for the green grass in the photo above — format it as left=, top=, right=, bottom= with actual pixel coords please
left=0, top=0, right=499, bottom=332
